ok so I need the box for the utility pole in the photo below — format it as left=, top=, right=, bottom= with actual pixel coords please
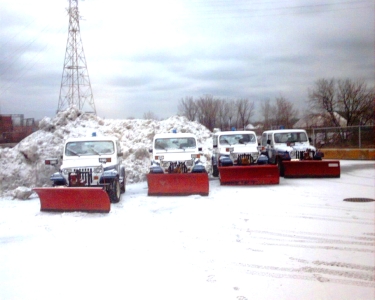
left=57, top=0, right=96, bottom=114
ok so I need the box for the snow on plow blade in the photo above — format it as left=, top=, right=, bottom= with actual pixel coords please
left=218, top=165, right=279, bottom=185
left=147, top=173, right=209, bottom=196
left=33, top=187, right=111, bottom=213
left=282, top=160, right=340, bottom=178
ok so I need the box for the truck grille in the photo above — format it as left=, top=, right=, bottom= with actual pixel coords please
left=69, top=168, right=93, bottom=186
left=295, top=150, right=315, bottom=160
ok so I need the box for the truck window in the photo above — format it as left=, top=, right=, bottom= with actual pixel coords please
left=155, top=138, right=196, bottom=150
left=65, top=141, right=115, bottom=156
left=219, top=134, right=256, bottom=145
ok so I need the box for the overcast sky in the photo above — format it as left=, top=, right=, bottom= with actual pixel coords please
left=0, top=0, right=374, bottom=121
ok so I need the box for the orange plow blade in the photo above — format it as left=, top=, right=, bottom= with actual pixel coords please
left=33, top=187, right=111, bottom=213
left=147, top=173, right=209, bottom=196
left=282, top=160, right=340, bottom=178
left=218, top=165, right=279, bottom=185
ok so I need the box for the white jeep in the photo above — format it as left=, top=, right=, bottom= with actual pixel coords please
left=46, top=134, right=126, bottom=203
left=149, top=133, right=206, bottom=174
left=211, top=130, right=268, bottom=177
left=260, top=129, right=323, bottom=174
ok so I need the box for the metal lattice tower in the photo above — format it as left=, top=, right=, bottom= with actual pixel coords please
left=57, top=0, right=96, bottom=114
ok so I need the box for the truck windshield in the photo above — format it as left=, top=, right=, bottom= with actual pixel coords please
left=65, top=141, right=115, bottom=156
left=219, top=134, right=256, bottom=145
left=155, top=138, right=196, bottom=150
left=274, top=132, right=308, bottom=143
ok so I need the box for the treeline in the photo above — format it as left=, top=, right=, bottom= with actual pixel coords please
left=177, top=78, right=374, bottom=131
left=178, top=95, right=298, bottom=131
left=307, top=78, right=374, bottom=127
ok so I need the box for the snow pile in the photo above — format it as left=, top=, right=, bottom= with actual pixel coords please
left=0, top=107, right=212, bottom=197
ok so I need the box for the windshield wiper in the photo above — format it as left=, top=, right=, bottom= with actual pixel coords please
left=66, top=148, right=80, bottom=156
left=90, top=148, right=101, bottom=155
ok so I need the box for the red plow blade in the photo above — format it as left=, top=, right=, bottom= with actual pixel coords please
left=147, top=173, right=209, bottom=196
left=282, top=160, right=340, bottom=178
left=218, top=165, right=279, bottom=185
left=33, top=187, right=111, bottom=213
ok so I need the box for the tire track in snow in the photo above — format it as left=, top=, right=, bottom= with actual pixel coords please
left=238, top=262, right=375, bottom=287
left=233, top=229, right=375, bottom=287
left=247, top=230, right=375, bottom=247
left=261, top=242, right=374, bottom=253
left=283, top=213, right=374, bottom=225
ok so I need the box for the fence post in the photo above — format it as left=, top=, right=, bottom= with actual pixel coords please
left=312, top=128, right=314, bottom=145
left=359, top=126, right=361, bottom=148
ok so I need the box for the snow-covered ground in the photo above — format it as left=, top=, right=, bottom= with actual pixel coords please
left=0, top=108, right=374, bottom=299
left=0, top=160, right=374, bottom=300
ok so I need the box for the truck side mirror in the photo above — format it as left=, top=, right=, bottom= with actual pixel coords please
left=149, top=148, right=153, bottom=153
left=308, top=137, right=312, bottom=143
left=213, top=145, right=217, bottom=148
left=267, top=139, right=271, bottom=145
left=198, top=147, right=203, bottom=151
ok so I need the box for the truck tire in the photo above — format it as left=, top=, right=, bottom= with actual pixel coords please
left=277, top=158, right=285, bottom=177
left=109, top=178, right=121, bottom=203
left=120, top=168, right=126, bottom=193
left=212, top=165, right=219, bottom=177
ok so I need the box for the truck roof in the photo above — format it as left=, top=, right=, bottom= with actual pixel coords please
left=213, top=130, right=256, bottom=136
left=262, top=129, right=307, bottom=134
left=153, top=133, right=197, bottom=139
left=64, top=135, right=119, bottom=143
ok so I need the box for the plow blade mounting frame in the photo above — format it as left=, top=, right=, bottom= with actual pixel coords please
left=282, top=160, right=340, bottom=178
left=33, top=187, right=111, bottom=213
left=218, top=165, right=279, bottom=185
left=147, top=173, right=209, bottom=196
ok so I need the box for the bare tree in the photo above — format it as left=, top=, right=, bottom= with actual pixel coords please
left=260, top=99, right=272, bottom=130
left=271, top=96, right=298, bottom=129
left=235, top=98, right=255, bottom=130
left=216, top=99, right=228, bottom=130
left=307, top=79, right=341, bottom=126
left=178, top=96, right=198, bottom=121
left=143, top=111, right=158, bottom=120
left=225, top=99, right=236, bottom=130
left=308, top=78, right=375, bottom=126
left=337, top=79, right=374, bottom=126
left=195, top=95, right=220, bottom=131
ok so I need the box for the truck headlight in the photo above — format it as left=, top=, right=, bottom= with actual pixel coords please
left=62, top=168, right=72, bottom=175
left=93, top=166, right=103, bottom=173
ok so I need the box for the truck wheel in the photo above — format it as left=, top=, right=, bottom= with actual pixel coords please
left=109, top=178, right=121, bottom=203
left=120, top=168, right=126, bottom=193
left=212, top=165, right=219, bottom=177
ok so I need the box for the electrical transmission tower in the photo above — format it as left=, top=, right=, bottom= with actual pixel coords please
left=57, top=0, right=96, bottom=114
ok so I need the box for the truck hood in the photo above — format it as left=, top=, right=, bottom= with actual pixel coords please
left=61, top=156, right=114, bottom=169
left=275, top=142, right=316, bottom=153
left=219, top=144, right=258, bottom=155
left=154, top=150, right=198, bottom=162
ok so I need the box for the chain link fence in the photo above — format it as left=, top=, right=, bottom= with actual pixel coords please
left=304, top=125, right=374, bottom=149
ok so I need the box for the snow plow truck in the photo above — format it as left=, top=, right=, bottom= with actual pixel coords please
left=147, top=132, right=209, bottom=196
left=261, top=129, right=340, bottom=178
left=211, top=130, right=279, bottom=185
left=33, top=134, right=126, bottom=213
